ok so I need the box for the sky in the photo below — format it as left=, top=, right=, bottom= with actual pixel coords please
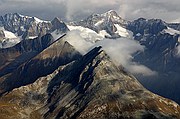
left=0, top=0, right=180, bottom=22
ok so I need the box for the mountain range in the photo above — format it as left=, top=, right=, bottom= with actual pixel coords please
left=0, top=10, right=179, bottom=119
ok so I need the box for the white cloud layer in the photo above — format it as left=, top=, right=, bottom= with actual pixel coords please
left=65, top=30, right=157, bottom=76
left=65, top=30, right=94, bottom=55
left=0, top=0, right=180, bottom=22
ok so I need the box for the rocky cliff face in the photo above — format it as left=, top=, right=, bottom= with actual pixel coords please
left=0, top=34, right=81, bottom=95
left=0, top=33, right=56, bottom=77
left=127, top=18, right=180, bottom=104
left=41, top=46, right=179, bottom=119
left=0, top=45, right=179, bottom=119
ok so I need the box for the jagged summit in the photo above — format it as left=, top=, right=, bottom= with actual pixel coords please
left=0, top=13, right=52, bottom=40
left=51, top=17, right=63, bottom=23
left=51, top=17, right=69, bottom=32
left=101, top=10, right=126, bottom=23
left=69, top=10, right=129, bottom=39
left=75, top=10, right=127, bottom=27
left=127, top=17, right=168, bottom=35
left=1, top=12, right=49, bottom=23
left=0, top=13, right=69, bottom=48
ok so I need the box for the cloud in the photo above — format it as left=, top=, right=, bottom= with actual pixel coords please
left=65, top=30, right=157, bottom=76
left=117, top=0, right=180, bottom=22
left=126, top=63, right=157, bottom=76
left=0, top=0, right=180, bottom=22
left=65, top=30, right=94, bottom=55
left=95, top=38, right=157, bottom=76
left=171, top=18, right=180, bottom=23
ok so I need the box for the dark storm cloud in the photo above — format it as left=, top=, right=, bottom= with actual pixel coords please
left=0, top=0, right=179, bottom=22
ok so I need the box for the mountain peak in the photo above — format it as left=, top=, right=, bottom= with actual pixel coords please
left=103, top=10, right=119, bottom=17
left=35, top=45, right=180, bottom=118
left=51, top=17, right=69, bottom=33
left=51, top=17, right=66, bottom=25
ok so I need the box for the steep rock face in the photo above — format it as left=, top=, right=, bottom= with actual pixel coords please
left=0, top=65, right=63, bottom=119
left=0, top=34, right=82, bottom=95
left=127, top=18, right=180, bottom=104
left=0, top=33, right=56, bottom=77
left=127, top=18, right=167, bottom=35
left=39, top=47, right=179, bottom=119
left=0, top=30, right=5, bottom=38
left=0, top=46, right=179, bottom=119
left=51, top=17, right=69, bottom=33
left=37, top=47, right=180, bottom=118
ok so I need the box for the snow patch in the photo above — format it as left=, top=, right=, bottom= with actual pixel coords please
left=0, top=30, right=21, bottom=48
left=34, top=17, right=44, bottom=23
left=164, top=27, right=180, bottom=35
left=176, top=44, right=180, bottom=57
left=19, top=14, right=49, bottom=23
left=28, top=36, right=38, bottom=39
left=4, top=30, right=17, bottom=39
left=98, top=30, right=111, bottom=38
left=34, top=17, right=49, bottom=23
left=95, top=19, right=104, bottom=26
left=178, top=36, right=180, bottom=43
left=114, top=24, right=133, bottom=38
left=136, top=33, right=141, bottom=37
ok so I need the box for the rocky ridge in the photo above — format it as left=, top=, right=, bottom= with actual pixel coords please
left=0, top=44, right=179, bottom=119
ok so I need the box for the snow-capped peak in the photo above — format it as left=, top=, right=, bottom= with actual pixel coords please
left=102, top=10, right=119, bottom=17
left=3, top=13, right=49, bottom=24
left=101, top=10, right=127, bottom=24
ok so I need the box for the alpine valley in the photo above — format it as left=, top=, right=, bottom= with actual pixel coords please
left=0, top=10, right=179, bottom=119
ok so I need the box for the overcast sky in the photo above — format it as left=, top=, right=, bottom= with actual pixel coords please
left=0, top=0, right=179, bottom=22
